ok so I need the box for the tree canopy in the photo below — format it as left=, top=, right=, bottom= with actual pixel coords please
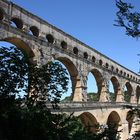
left=0, top=45, right=122, bottom=139
left=0, top=46, right=29, bottom=96
left=115, top=0, right=140, bottom=38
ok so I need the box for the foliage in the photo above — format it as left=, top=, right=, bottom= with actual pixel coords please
left=0, top=99, right=87, bottom=140
left=109, top=92, right=116, bottom=101
left=28, top=61, right=69, bottom=108
left=62, top=92, right=118, bottom=102
left=62, top=92, right=99, bottom=102
left=87, top=92, right=98, bottom=102
left=124, top=91, right=131, bottom=102
left=0, top=46, right=29, bottom=96
left=0, top=45, right=122, bottom=140
left=61, top=96, right=71, bottom=102
left=0, top=46, right=70, bottom=139
left=115, top=0, right=140, bottom=38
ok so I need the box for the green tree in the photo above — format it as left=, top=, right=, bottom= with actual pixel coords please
left=115, top=0, right=140, bottom=38
left=0, top=46, right=120, bottom=140
left=0, top=46, right=29, bottom=96
left=0, top=46, right=70, bottom=139
left=27, top=61, right=69, bottom=108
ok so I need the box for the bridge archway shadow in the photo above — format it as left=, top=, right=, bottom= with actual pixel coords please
left=126, top=110, right=135, bottom=134
left=136, top=86, right=140, bottom=103
left=107, top=111, right=121, bottom=139
left=123, top=82, right=132, bottom=103
left=79, top=112, right=99, bottom=134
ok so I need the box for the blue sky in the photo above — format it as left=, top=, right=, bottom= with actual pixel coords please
left=5, top=0, right=140, bottom=96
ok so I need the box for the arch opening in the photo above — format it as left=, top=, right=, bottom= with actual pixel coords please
left=107, top=111, right=121, bottom=139
left=136, top=86, right=140, bottom=103
left=105, top=63, right=109, bottom=69
left=55, top=57, right=78, bottom=101
left=126, top=110, right=135, bottom=133
left=109, top=77, right=120, bottom=102
left=123, top=82, right=132, bottom=103
left=79, top=112, right=99, bottom=134
left=84, top=52, right=88, bottom=59
left=99, top=59, right=103, bottom=66
left=46, top=34, right=54, bottom=44
left=87, top=72, right=98, bottom=102
left=92, top=56, right=96, bottom=63
left=116, top=68, right=119, bottom=73
left=108, top=80, right=115, bottom=102
left=61, top=41, right=67, bottom=49
left=29, top=26, right=39, bottom=37
left=11, top=17, right=23, bottom=29
left=120, top=70, right=123, bottom=75
left=87, top=69, right=103, bottom=102
left=73, top=47, right=78, bottom=55
left=124, top=72, right=126, bottom=76
left=0, top=8, right=4, bottom=20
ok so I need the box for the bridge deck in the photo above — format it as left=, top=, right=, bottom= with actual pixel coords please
left=47, top=102, right=139, bottom=112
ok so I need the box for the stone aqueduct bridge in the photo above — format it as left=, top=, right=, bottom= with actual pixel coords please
left=0, top=0, right=140, bottom=139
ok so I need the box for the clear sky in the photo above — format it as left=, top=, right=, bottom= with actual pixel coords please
left=5, top=0, right=140, bottom=97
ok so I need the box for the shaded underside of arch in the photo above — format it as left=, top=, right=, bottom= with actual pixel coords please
left=1, top=37, right=35, bottom=59
left=126, top=110, right=135, bottom=133
left=11, top=17, right=23, bottom=29
left=125, top=82, right=132, bottom=93
left=79, top=112, right=99, bottom=134
left=136, top=86, right=140, bottom=103
left=124, top=82, right=133, bottom=102
left=107, top=111, right=121, bottom=130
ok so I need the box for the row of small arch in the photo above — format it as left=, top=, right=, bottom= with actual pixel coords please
left=0, top=7, right=139, bottom=82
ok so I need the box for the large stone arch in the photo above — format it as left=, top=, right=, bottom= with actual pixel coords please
left=0, top=37, right=35, bottom=61
left=55, top=57, right=83, bottom=101
left=87, top=69, right=105, bottom=101
left=79, top=112, right=99, bottom=134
